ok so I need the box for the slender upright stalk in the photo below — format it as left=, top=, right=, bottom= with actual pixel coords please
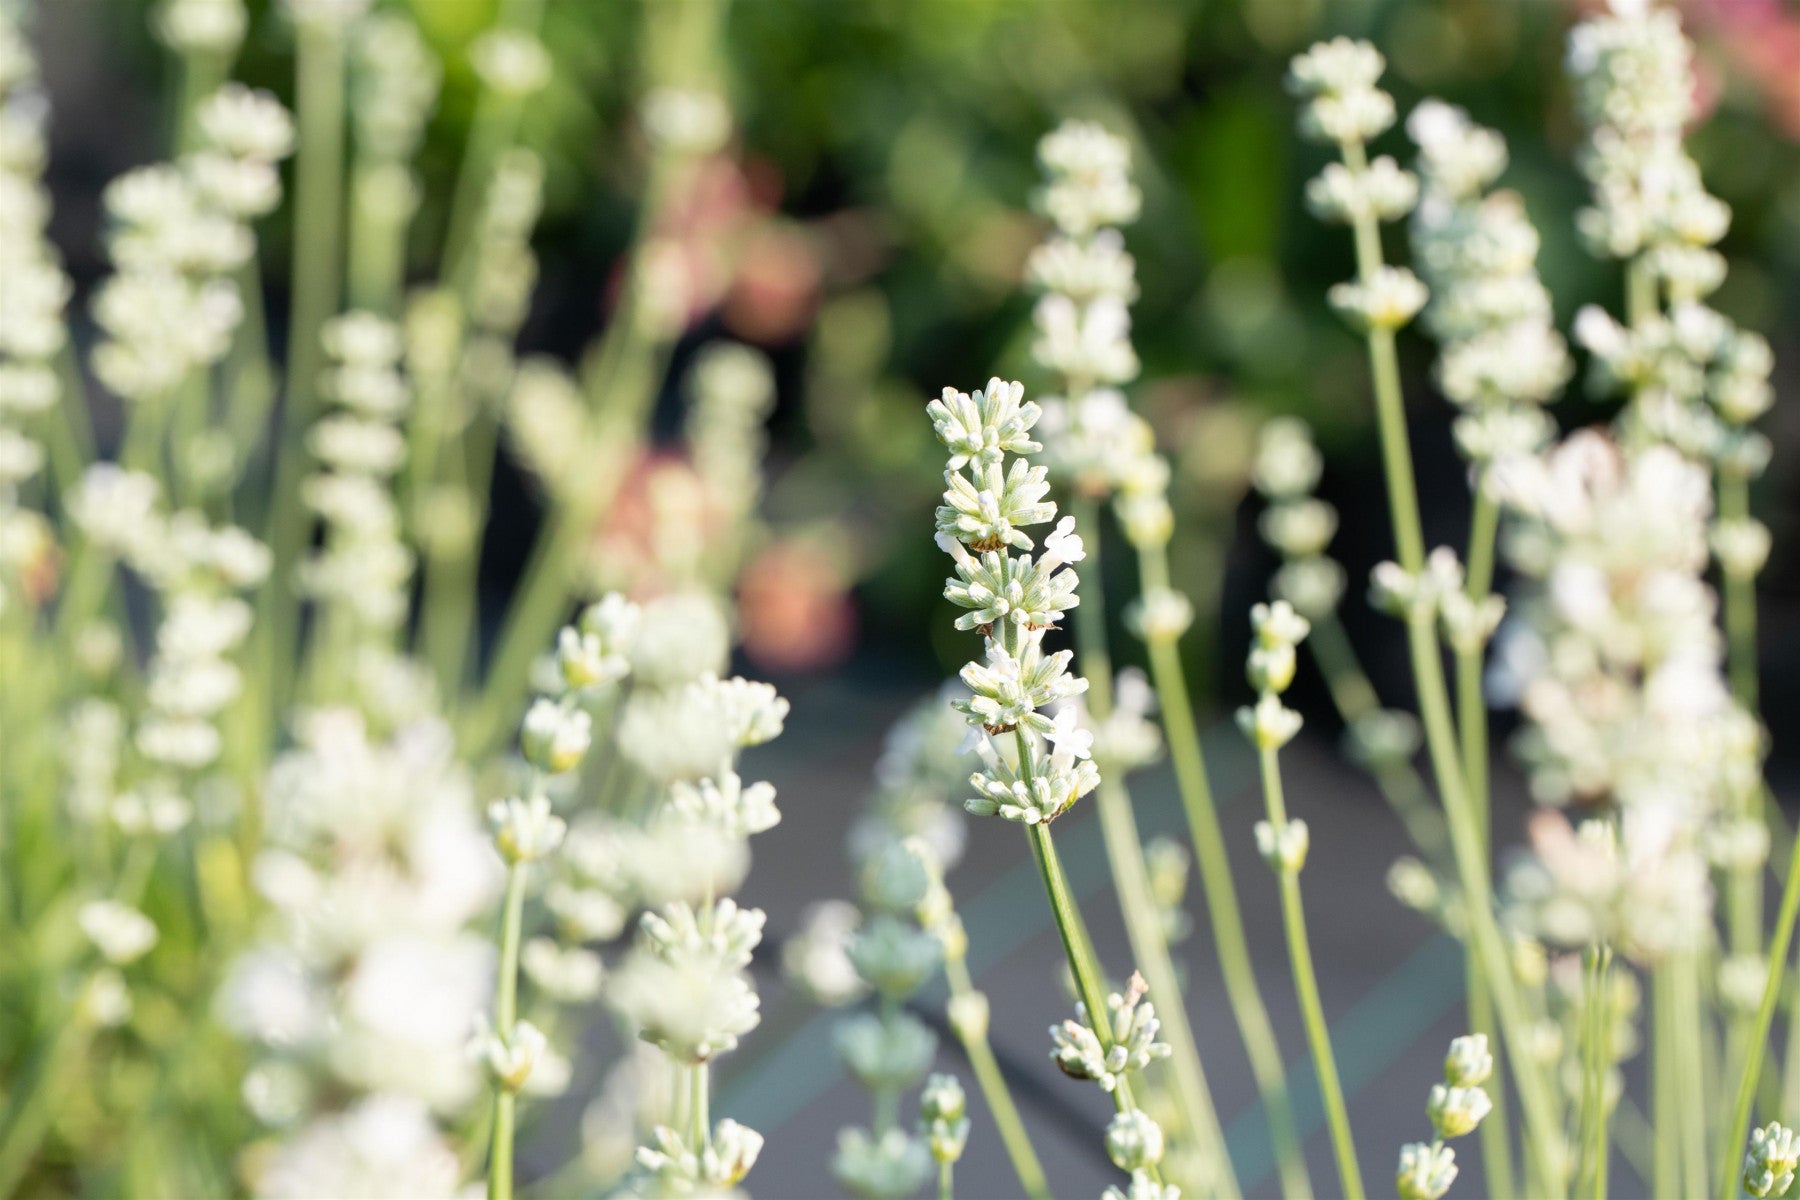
left=1136, top=542, right=1310, bottom=1199
left=1720, top=816, right=1800, bottom=1200
left=487, top=863, right=528, bottom=1200
left=1578, top=943, right=1612, bottom=1200
left=1652, top=967, right=1679, bottom=1200
left=938, top=1160, right=953, bottom=1200
left=1457, top=487, right=1499, bottom=828
left=1255, top=744, right=1363, bottom=1200
left=0, top=992, right=98, bottom=1198
left=1336, top=156, right=1563, bottom=1191
left=1069, top=500, right=1237, bottom=1198
left=1454, top=483, right=1514, bottom=1197
left=1670, top=954, right=1709, bottom=1200
left=1025, top=820, right=1158, bottom=1178
left=258, top=14, right=348, bottom=737
left=942, top=954, right=1050, bottom=1200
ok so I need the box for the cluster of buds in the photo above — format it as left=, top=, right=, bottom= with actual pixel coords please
left=154, top=0, right=247, bottom=57
left=1050, top=973, right=1176, bottom=1197
left=1369, top=547, right=1505, bottom=655
left=347, top=13, right=440, bottom=244
left=1238, top=601, right=1307, bottom=752
left=465, top=148, right=544, bottom=341
left=1566, top=0, right=1728, bottom=291
left=1250, top=418, right=1348, bottom=624
left=544, top=601, right=784, bottom=1192
left=1745, top=1123, right=1800, bottom=1199
left=300, top=312, right=415, bottom=659
left=1408, top=101, right=1569, bottom=466
left=1240, top=601, right=1311, bottom=874
left=635, top=1119, right=765, bottom=1193
left=931, top=377, right=1106, bottom=829
left=1102, top=1108, right=1174, bottom=1200
left=827, top=835, right=946, bottom=1197
left=1290, top=40, right=1428, bottom=336
left=91, top=83, right=293, bottom=405
left=919, top=1074, right=970, bottom=1167
left=1574, top=294, right=1775, bottom=469
left=0, top=11, right=65, bottom=614
left=1050, top=971, right=1173, bottom=1093
left=64, top=466, right=270, bottom=780
left=1025, top=120, right=1174, bottom=564
left=1396, top=1034, right=1495, bottom=1200
left=470, top=1013, right=563, bottom=1097
left=1490, top=431, right=1756, bottom=961
left=685, top=342, right=779, bottom=577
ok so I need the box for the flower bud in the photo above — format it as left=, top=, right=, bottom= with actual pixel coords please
left=1255, top=818, right=1310, bottom=873
left=1745, top=1122, right=1800, bottom=1199
left=947, top=990, right=990, bottom=1041
left=519, top=698, right=591, bottom=774
left=1237, top=693, right=1302, bottom=751
left=1397, top=1141, right=1458, bottom=1200
left=1105, top=1110, right=1166, bottom=1173
left=1427, top=1082, right=1492, bottom=1139
left=1443, top=1034, right=1492, bottom=1088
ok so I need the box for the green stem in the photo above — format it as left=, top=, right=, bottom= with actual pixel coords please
left=1671, top=954, right=1708, bottom=1200
left=463, top=140, right=686, bottom=756
left=939, top=1159, right=953, bottom=1200
left=1338, top=165, right=1565, bottom=1191
left=943, top=955, right=1050, bottom=1200
left=1718, top=474, right=1759, bottom=712
left=689, top=1063, right=710, bottom=1147
left=347, top=163, right=414, bottom=317
left=1071, top=505, right=1237, bottom=1199
left=1455, top=485, right=1515, bottom=1198
left=1653, top=967, right=1678, bottom=1200
left=0, top=987, right=100, bottom=1197
left=1139, top=545, right=1311, bottom=1200
left=258, top=16, right=348, bottom=745
left=487, top=863, right=528, bottom=1200
left=1025, top=821, right=1158, bottom=1186
left=1720, top=813, right=1800, bottom=1200
left=1467, top=963, right=1516, bottom=1200
left=1255, top=743, right=1363, bottom=1200
left=1579, top=943, right=1612, bottom=1200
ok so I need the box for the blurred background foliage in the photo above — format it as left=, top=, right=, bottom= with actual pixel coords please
left=58, top=0, right=1800, bottom=711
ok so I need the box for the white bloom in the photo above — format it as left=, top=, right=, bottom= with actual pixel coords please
left=80, top=900, right=158, bottom=964
left=252, top=1097, right=461, bottom=1200
left=468, top=29, right=551, bottom=97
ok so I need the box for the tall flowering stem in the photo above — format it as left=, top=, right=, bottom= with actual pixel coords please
left=929, top=377, right=1170, bottom=1193
left=1130, top=533, right=1311, bottom=1199
left=791, top=695, right=1045, bottom=1200
left=1248, top=419, right=1448, bottom=867
left=257, top=0, right=362, bottom=733
left=1027, top=120, right=1239, bottom=1198
left=1289, top=37, right=1564, bottom=1189
left=1238, top=602, right=1362, bottom=1199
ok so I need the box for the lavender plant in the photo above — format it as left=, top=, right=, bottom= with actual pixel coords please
left=4, top=0, right=1798, bottom=1197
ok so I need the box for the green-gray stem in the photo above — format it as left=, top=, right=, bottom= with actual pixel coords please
left=1337, top=143, right=1565, bottom=1190
left=1255, top=742, right=1363, bottom=1200
left=487, top=862, right=528, bottom=1200
left=943, top=954, right=1050, bottom=1200
left=1720, top=813, right=1800, bottom=1200
left=1137, top=542, right=1312, bottom=1200
left=1070, top=503, right=1238, bottom=1198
